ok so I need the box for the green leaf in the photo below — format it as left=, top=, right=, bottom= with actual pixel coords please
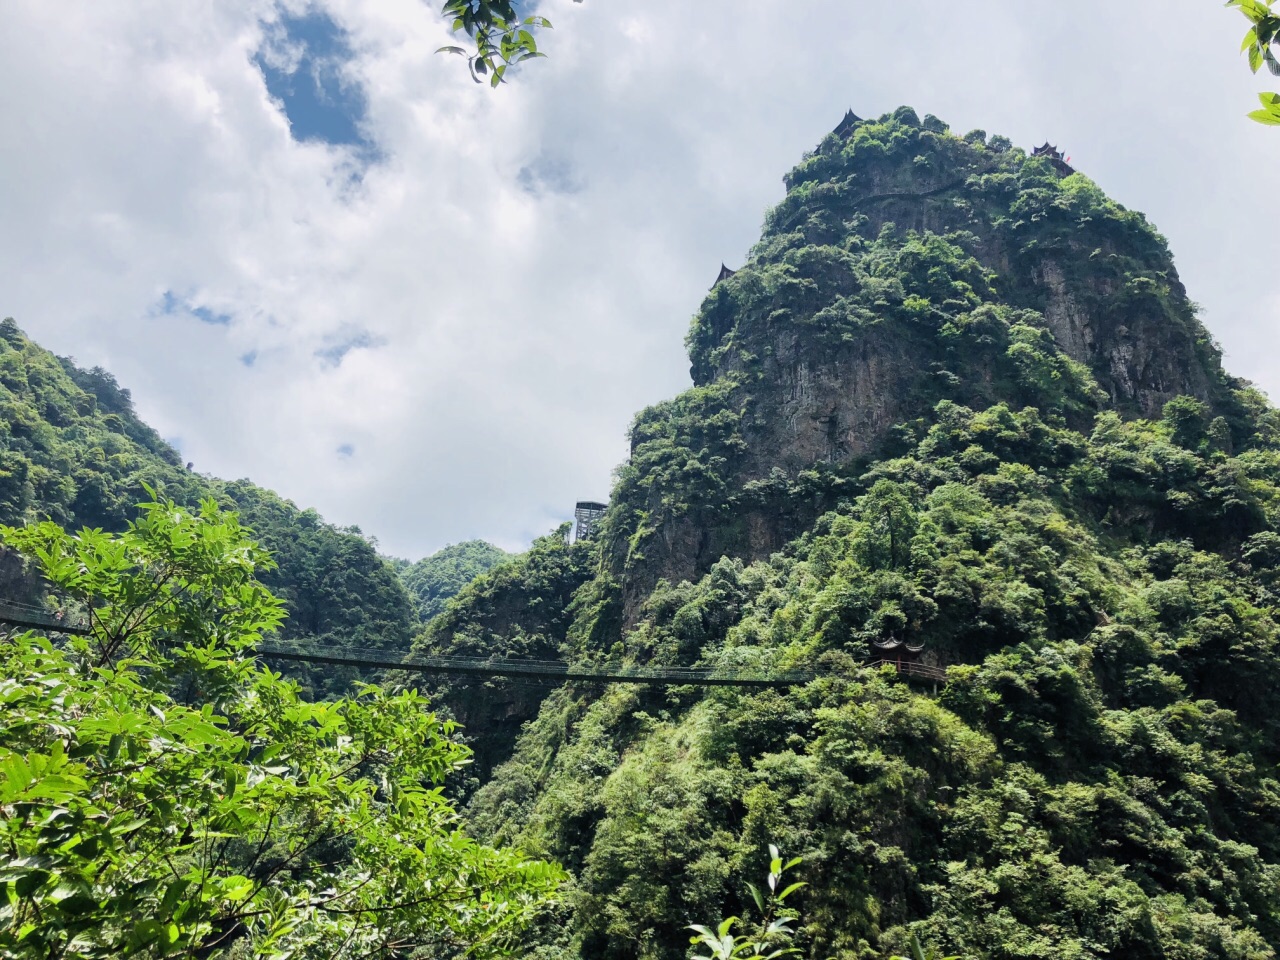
left=776, top=881, right=807, bottom=902
left=221, top=875, right=254, bottom=903
left=1236, top=0, right=1273, bottom=21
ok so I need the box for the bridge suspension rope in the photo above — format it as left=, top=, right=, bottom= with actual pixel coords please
left=0, top=602, right=947, bottom=686
left=256, top=641, right=822, bottom=688
left=0, top=600, right=90, bottom=635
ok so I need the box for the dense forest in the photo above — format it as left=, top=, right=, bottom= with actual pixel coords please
left=5, top=106, right=1280, bottom=959
left=394, top=539, right=510, bottom=625
left=414, top=109, right=1280, bottom=960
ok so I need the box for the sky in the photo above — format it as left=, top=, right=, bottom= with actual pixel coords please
left=1, top=1, right=1278, bottom=560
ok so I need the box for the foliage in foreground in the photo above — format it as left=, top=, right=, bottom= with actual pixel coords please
left=1230, top=0, right=1280, bottom=124
left=0, top=495, right=562, bottom=959
left=436, top=0, right=579, bottom=87
left=688, top=848, right=806, bottom=960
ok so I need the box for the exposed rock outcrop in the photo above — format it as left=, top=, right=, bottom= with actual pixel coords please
left=611, top=107, right=1237, bottom=626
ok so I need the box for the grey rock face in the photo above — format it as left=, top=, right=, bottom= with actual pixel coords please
left=614, top=112, right=1233, bottom=626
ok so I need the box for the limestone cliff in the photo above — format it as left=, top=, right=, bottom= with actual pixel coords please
left=431, top=108, right=1280, bottom=960
left=609, top=107, right=1242, bottom=626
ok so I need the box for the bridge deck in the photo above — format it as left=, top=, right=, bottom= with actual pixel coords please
left=0, top=602, right=948, bottom=687
left=256, top=643, right=949, bottom=687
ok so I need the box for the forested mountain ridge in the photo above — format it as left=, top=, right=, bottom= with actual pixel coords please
left=420, top=109, right=1280, bottom=960
left=394, top=538, right=510, bottom=624
left=409, top=526, right=597, bottom=783
left=0, top=318, right=414, bottom=696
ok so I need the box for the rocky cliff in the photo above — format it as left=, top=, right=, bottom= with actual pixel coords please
left=422, top=108, right=1280, bottom=960
left=609, top=107, right=1241, bottom=626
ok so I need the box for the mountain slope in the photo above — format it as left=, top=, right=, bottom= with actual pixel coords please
left=609, top=107, right=1246, bottom=627
left=0, top=318, right=414, bottom=696
left=409, top=525, right=597, bottom=782
left=423, top=110, right=1280, bottom=960
left=395, top=539, right=510, bottom=625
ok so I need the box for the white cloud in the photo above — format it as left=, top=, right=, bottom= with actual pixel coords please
left=1, top=0, right=1277, bottom=558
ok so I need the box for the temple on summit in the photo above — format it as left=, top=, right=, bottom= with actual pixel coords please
left=833, top=108, right=862, bottom=138
left=712, top=263, right=736, bottom=289
left=1031, top=142, right=1074, bottom=172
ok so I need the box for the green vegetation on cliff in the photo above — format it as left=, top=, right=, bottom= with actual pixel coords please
left=422, top=110, right=1280, bottom=960
left=410, top=526, right=597, bottom=781
left=396, top=538, right=510, bottom=624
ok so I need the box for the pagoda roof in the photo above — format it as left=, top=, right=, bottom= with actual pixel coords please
left=712, top=263, right=737, bottom=288
left=834, top=108, right=863, bottom=138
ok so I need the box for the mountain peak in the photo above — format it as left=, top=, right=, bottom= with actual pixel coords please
left=607, top=109, right=1250, bottom=626
left=690, top=107, right=1226, bottom=433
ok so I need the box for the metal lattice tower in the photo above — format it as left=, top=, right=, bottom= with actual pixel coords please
left=574, top=501, right=607, bottom=542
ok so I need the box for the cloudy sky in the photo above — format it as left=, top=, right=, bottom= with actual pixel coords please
left=1, top=1, right=1277, bottom=559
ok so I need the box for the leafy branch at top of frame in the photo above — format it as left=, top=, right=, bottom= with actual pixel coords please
left=1228, top=0, right=1280, bottom=123
left=436, top=0, right=582, bottom=88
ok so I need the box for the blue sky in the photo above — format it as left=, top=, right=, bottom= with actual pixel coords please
left=254, top=8, right=371, bottom=152
left=1, top=1, right=1277, bottom=559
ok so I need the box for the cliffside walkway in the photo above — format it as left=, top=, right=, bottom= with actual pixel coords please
left=0, top=602, right=947, bottom=687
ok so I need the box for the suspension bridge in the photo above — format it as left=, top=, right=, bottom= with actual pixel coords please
left=0, top=602, right=947, bottom=686
left=0, top=599, right=91, bottom=636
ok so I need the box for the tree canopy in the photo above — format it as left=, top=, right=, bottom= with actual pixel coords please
left=0, top=493, right=562, bottom=958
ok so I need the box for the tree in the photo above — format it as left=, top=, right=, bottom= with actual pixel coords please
left=0, top=492, right=563, bottom=959
left=1228, top=0, right=1280, bottom=123
left=857, top=480, right=919, bottom=571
